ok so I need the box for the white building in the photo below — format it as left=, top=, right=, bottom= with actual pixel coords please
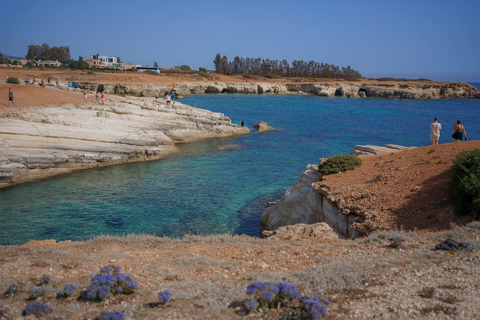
left=98, top=56, right=122, bottom=69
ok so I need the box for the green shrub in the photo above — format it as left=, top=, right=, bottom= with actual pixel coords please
left=448, top=149, right=480, bottom=216
left=143, top=70, right=160, bottom=76
left=241, top=74, right=257, bottom=79
left=264, top=73, right=282, bottom=79
left=318, top=155, right=362, bottom=175
left=6, top=77, right=19, bottom=84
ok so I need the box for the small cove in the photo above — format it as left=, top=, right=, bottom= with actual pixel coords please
left=1, top=94, right=479, bottom=245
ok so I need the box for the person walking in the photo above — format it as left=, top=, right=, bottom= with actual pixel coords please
left=101, top=91, right=106, bottom=105
left=451, top=120, right=468, bottom=142
left=430, top=117, right=442, bottom=145
left=7, top=87, right=15, bottom=107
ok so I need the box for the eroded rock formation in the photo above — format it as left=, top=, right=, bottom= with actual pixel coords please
left=73, top=81, right=480, bottom=100
left=0, top=97, right=249, bottom=188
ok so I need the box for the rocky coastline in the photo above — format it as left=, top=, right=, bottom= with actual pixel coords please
left=75, top=80, right=480, bottom=99
left=0, top=96, right=249, bottom=188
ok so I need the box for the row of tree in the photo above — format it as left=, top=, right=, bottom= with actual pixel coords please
left=26, top=44, right=71, bottom=62
left=213, top=54, right=362, bottom=79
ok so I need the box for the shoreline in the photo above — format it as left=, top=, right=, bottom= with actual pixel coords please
left=0, top=83, right=250, bottom=189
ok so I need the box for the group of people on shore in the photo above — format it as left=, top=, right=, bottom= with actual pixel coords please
left=430, top=118, right=468, bottom=145
left=155, top=89, right=177, bottom=109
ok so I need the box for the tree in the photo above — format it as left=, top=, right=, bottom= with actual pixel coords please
left=198, top=67, right=207, bottom=72
left=40, top=43, right=50, bottom=60
left=117, top=57, right=121, bottom=63
left=214, top=53, right=223, bottom=74
left=154, top=62, right=158, bottom=67
left=179, top=65, right=191, bottom=71
left=0, top=52, right=4, bottom=64
left=26, top=44, right=41, bottom=60
left=77, top=55, right=89, bottom=70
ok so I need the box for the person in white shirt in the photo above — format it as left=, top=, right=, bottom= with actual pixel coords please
left=430, top=117, right=442, bottom=145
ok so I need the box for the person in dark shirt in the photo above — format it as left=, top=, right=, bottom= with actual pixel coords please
left=7, top=87, right=15, bottom=107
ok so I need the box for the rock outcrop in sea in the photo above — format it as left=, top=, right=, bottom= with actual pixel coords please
left=0, top=97, right=249, bottom=188
left=76, top=81, right=480, bottom=100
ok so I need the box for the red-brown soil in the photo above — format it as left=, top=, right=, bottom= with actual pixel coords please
left=317, top=142, right=480, bottom=234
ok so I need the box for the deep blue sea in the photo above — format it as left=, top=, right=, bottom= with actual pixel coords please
left=1, top=90, right=479, bottom=245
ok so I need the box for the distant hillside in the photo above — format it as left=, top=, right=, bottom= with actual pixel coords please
left=2, top=54, right=24, bottom=60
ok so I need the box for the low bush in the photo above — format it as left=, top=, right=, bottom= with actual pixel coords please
left=448, top=149, right=480, bottom=216
left=264, top=73, right=282, bottom=79
left=6, top=76, right=19, bottom=84
left=241, top=74, right=257, bottom=79
left=97, top=310, right=123, bottom=320
left=318, top=155, right=362, bottom=175
left=22, top=302, right=53, bottom=318
left=81, top=265, right=139, bottom=302
left=239, top=282, right=329, bottom=319
left=4, top=284, right=19, bottom=297
left=28, top=288, right=46, bottom=300
left=57, top=283, right=78, bottom=299
left=143, top=70, right=160, bottom=76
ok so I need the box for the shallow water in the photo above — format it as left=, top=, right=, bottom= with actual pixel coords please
left=1, top=95, right=479, bottom=245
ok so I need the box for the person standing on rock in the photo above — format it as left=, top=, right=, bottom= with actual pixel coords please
left=83, top=90, right=88, bottom=104
left=95, top=91, right=100, bottom=104
left=452, top=120, right=467, bottom=142
left=166, top=93, right=171, bottom=107
left=430, top=117, right=441, bottom=145
left=7, top=87, right=15, bottom=107
left=171, top=90, right=176, bottom=109
left=155, top=90, right=159, bottom=102
left=101, top=91, right=106, bottom=105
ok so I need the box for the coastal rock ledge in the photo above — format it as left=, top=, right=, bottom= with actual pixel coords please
left=0, top=97, right=249, bottom=188
left=260, top=144, right=414, bottom=238
left=76, top=81, right=480, bottom=100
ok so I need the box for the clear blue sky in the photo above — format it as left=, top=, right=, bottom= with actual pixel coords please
left=1, top=0, right=479, bottom=81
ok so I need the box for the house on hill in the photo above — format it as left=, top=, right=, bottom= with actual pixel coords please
left=85, top=58, right=102, bottom=69
left=98, top=56, right=122, bottom=69
left=122, top=63, right=139, bottom=70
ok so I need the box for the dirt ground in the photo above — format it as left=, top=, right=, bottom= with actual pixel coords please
left=0, top=82, right=86, bottom=111
left=0, top=223, right=478, bottom=319
left=317, top=142, right=480, bottom=234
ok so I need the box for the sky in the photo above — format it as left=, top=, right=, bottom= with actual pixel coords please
left=1, top=0, right=480, bottom=81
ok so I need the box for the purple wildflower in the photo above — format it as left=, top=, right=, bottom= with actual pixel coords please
left=28, top=288, right=46, bottom=300
left=243, top=300, right=259, bottom=311
left=97, top=310, right=124, bottom=320
left=40, top=274, right=51, bottom=285
left=22, top=302, right=53, bottom=318
left=4, top=283, right=19, bottom=297
left=57, top=283, right=78, bottom=299
left=157, top=290, right=172, bottom=304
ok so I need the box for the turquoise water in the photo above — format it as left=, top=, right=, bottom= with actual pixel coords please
left=1, top=95, right=479, bottom=245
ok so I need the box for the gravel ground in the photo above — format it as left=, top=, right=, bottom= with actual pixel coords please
left=0, top=222, right=479, bottom=319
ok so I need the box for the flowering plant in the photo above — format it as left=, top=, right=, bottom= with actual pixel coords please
left=28, top=288, right=46, bottom=300
left=4, top=283, right=19, bottom=297
left=157, top=290, right=172, bottom=304
left=57, top=283, right=78, bottom=299
left=97, top=310, right=124, bottom=320
left=82, top=265, right=139, bottom=302
left=435, top=238, right=470, bottom=251
left=22, top=302, right=53, bottom=318
left=242, top=282, right=329, bottom=319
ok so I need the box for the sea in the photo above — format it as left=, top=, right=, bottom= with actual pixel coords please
left=1, top=84, right=479, bottom=245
